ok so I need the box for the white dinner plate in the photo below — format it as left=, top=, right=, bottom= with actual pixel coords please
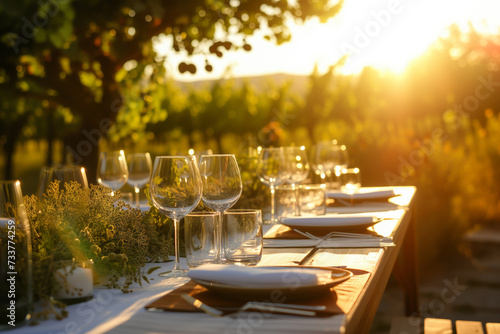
left=191, top=267, right=353, bottom=300
left=280, top=215, right=381, bottom=232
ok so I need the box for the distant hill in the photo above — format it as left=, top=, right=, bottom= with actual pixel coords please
left=175, top=73, right=311, bottom=95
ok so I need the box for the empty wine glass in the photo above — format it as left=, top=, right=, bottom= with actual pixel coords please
left=97, top=151, right=129, bottom=196
left=37, top=164, right=88, bottom=197
left=126, top=153, right=152, bottom=208
left=257, top=147, right=289, bottom=223
left=283, top=146, right=310, bottom=216
left=311, top=142, right=348, bottom=188
left=199, top=154, right=243, bottom=261
left=330, top=144, right=349, bottom=187
left=149, top=156, right=202, bottom=277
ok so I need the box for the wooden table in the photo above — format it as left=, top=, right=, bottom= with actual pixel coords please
left=13, top=186, right=417, bottom=334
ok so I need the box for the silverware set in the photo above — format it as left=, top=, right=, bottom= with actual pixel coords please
left=180, top=294, right=325, bottom=317
left=293, top=229, right=393, bottom=244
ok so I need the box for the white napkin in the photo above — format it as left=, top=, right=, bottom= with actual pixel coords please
left=187, top=264, right=332, bottom=286
left=280, top=214, right=378, bottom=227
left=326, top=189, right=396, bottom=200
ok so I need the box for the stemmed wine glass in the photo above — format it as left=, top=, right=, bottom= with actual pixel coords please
left=311, top=142, right=348, bottom=188
left=126, top=153, right=152, bottom=208
left=199, top=154, right=243, bottom=261
left=149, top=156, right=202, bottom=277
left=97, top=151, right=129, bottom=196
left=311, top=143, right=333, bottom=184
left=257, top=147, right=289, bottom=223
left=38, top=164, right=89, bottom=197
left=283, top=146, right=310, bottom=216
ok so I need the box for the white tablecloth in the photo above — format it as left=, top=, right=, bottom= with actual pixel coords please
left=8, top=261, right=191, bottom=334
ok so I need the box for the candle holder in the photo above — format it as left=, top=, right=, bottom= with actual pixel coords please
left=52, top=259, right=94, bottom=305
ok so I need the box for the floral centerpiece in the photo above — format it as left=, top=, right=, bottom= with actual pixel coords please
left=23, top=181, right=172, bottom=321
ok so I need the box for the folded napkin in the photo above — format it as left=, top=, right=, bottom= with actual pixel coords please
left=326, top=188, right=396, bottom=201
left=280, top=214, right=378, bottom=227
left=187, top=264, right=332, bottom=286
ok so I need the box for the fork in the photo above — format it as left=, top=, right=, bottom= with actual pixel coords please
left=293, top=229, right=322, bottom=240
left=181, top=294, right=323, bottom=317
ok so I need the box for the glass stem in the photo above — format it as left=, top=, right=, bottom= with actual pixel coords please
left=173, top=218, right=181, bottom=271
left=293, top=184, right=300, bottom=216
left=270, top=185, right=276, bottom=222
left=134, top=187, right=140, bottom=208
left=217, top=211, right=223, bottom=262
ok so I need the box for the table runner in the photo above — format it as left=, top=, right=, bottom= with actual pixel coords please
left=144, top=268, right=371, bottom=316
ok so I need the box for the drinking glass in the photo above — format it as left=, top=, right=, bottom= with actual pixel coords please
left=311, top=142, right=348, bottom=188
left=330, top=144, right=349, bottom=188
left=257, top=147, right=288, bottom=223
left=223, top=209, right=263, bottom=266
left=37, top=164, right=88, bottom=197
left=311, top=143, right=332, bottom=184
left=126, top=153, right=152, bottom=208
left=340, top=168, right=361, bottom=193
left=283, top=146, right=310, bottom=216
left=0, top=181, right=33, bottom=329
left=149, top=156, right=202, bottom=277
left=97, top=151, right=129, bottom=196
left=199, top=154, right=242, bottom=260
left=184, top=212, right=220, bottom=268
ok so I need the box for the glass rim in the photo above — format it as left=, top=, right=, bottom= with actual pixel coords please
left=186, top=211, right=219, bottom=217
left=200, top=153, right=235, bottom=157
left=0, top=180, right=21, bottom=185
left=154, top=155, right=195, bottom=159
left=127, top=152, right=151, bottom=156
left=224, top=209, right=261, bottom=214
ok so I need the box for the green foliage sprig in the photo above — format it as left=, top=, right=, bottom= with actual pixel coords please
left=23, top=181, right=173, bottom=320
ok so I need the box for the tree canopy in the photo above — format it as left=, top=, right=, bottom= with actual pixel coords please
left=0, top=0, right=343, bottom=181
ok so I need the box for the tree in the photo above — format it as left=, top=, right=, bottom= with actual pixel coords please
left=0, top=0, right=343, bottom=182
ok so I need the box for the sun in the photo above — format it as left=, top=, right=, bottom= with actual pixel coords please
left=157, top=0, right=500, bottom=81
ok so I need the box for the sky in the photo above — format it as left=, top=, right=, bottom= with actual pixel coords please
left=155, top=0, right=500, bottom=82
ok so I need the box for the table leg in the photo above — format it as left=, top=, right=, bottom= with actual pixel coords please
left=393, top=210, right=420, bottom=316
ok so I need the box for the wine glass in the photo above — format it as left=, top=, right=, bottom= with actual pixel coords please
left=199, top=154, right=243, bottom=261
left=149, top=156, right=202, bottom=277
left=329, top=144, right=349, bottom=187
left=283, top=146, right=310, bottom=216
left=311, top=142, right=348, bottom=188
left=37, top=164, right=89, bottom=197
left=311, top=142, right=333, bottom=184
left=257, top=147, right=289, bottom=223
left=97, top=151, right=129, bottom=196
left=126, top=153, right=152, bottom=208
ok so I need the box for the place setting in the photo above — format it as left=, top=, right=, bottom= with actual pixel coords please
left=260, top=149, right=401, bottom=249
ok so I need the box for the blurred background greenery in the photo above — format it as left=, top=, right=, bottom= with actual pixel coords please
left=2, top=0, right=500, bottom=272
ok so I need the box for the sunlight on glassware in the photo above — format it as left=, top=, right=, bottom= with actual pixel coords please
left=150, top=156, right=202, bottom=277
left=97, top=151, right=129, bottom=196
left=199, top=154, right=242, bottom=262
left=283, top=146, right=310, bottom=216
left=126, top=153, right=152, bottom=208
left=257, top=148, right=289, bottom=223
left=340, top=168, right=361, bottom=194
